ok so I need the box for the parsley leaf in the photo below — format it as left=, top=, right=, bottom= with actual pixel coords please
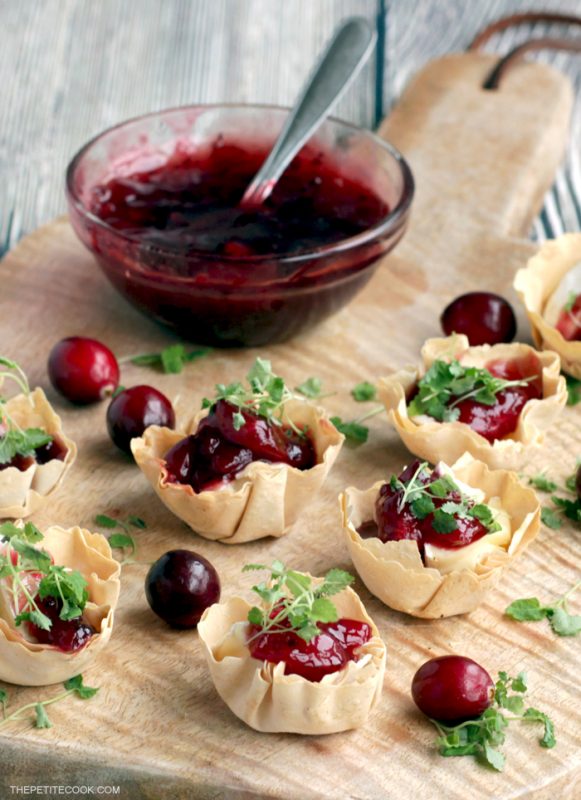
left=94, top=514, right=118, bottom=529
left=529, top=473, right=558, bottom=493
left=330, top=417, right=369, bottom=445
left=243, top=562, right=354, bottom=644
left=127, top=344, right=211, bottom=374
left=408, top=359, right=536, bottom=423
left=551, top=495, right=581, bottom=523
left=432, top=509, right=458, bottom=534
left=94, top=512, right=144, bottom=563
left=547, top=607, right=581, bottom=636
left=541, top=507, right=562, bottom=529
left=351, top=382, right=377, bottom=402
left=108, top=533, right=136, bottom=554
left=63, top=674, right=99, bottom=699
left=295, top=377, right=322, bottom=399
left=505, top=598, right=548, bottom=621
left=505, top=579, right=581, bottom=637
left=0, top=428, right=52, bottom=465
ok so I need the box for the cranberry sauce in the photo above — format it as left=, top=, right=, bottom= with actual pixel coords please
left=27, top=595, right=95, bottom=653
left=247, top=614, right=371, bottom=682
left=0, top=434, right=67, bottom=472
left=374, top=461, right=488, bottom=553
left=164, top=399, right=316, bottom=492
left=556, top=294, right=581, bottom=341
left=89, top=141, right=388, bottom=260
left=454, top=354, right=542, bottom=443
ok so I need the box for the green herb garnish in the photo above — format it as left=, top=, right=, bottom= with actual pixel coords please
left=0, top=522, right=89, bottom=631
left=541, top=507, right=562, bottom=529
left=243, top=561, right=354, bottom=644
left=0, top=356, right=53, bottom=465
left=505, top=579, right=581, bottom=636
left=0, top=674, right=98, bottom=731
left=528, top=473, right=558, bottom=493
left=351, top=381, right=377, bottom=402
left=565, top=374, right=581, bottom=406
left=122, top=344, right=211, bottom=374
left=408, top=359, right=535, bottom=423
left=94, top=513, right=145, bottom=561
left=330, top=405, right=384, bottom=446
left=388, top=462, right=501, bottom=535
left=295, top=377, right=323, bottom=399
left=564, top=291, right=577, bottom=313
left=431, top=671, right=555, bottom=770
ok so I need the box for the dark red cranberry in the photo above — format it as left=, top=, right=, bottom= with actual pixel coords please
left=107, top=385, right=175, bottom=455
left=247, top=617, right=370, bottom=682
left=27, top=595, right=95, bottom=652
left=145, top=549, right=220, bottom=628
left=441, top=292, right=517, bottom=346
left=411, top=655, right=494, bottom=723
left=48, top=337, right=119, bottom=404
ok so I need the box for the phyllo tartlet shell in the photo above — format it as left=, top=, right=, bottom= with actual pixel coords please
left=0, top=388, right=77, bottom=519
left=131, top=399, right=344, bottom=544
left=514, top=233, right=581, bottom=378
left=339, top=454, right=540, bottom=619
left=0, top=525, right=121, bottom=686
left=377, top=335, right=566, bottom=470
left=198, top=584, right=386, bottom=734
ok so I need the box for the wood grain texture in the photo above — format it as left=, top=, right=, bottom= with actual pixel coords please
left=0, top=52, right=579, bottom=798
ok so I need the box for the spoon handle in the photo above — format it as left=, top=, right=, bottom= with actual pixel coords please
left=240, top=17, right=377, bottom=210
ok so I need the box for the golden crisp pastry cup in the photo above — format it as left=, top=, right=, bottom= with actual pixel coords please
left=0, top=525, right=121, bottom=686
left=0, top=388, right=77, bottom=519
left=131, top=399, right=344, bottom=544
left=339, top=453, right=540, bottom=619
left=377, top=335, right=566, bottom=470
left=514, top=233, right=581, bottom=378
left=198, top=584, right=386, bottom=734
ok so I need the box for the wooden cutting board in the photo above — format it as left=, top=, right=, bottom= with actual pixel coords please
left=0, top=53, right=579, bottom=799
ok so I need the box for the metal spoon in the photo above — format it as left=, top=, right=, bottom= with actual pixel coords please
left=240, top=17, right=377, bottom=211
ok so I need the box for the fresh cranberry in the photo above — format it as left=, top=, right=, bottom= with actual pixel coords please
left=556, top=293, right=581, bottom=341
left=441, top=293, right=517, bottom=346
left=145, top=549, right=220, bottom=628
left=454, top=355, right=542, bottom=443
left=48, top=337, right=119, bottom=404
left=411, top=655, right=494, bottom=723
left=107, top=385, right=175, bottom=455
left=164, top=400, right=315, bottom=492
left=247, top=616, right=370, bottom=682
left=28, top=595, right=95, bottom=652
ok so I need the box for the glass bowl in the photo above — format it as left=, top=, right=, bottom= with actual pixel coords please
left=66, top=104, right=414, bottom=347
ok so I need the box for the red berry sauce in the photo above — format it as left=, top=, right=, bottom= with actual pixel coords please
left=27, top=595, right=95, bottom=653
left=556, top=294, right=581, bottom=341
left=453, top=354, right=542, bottom=442
left=164, top=399, right=316, bottom=492
left=89, top=141, right=388, bottom=260
left=0, top=434, right=67, bottom=472
left=247, top=614, right=371, bottom=682
left=373, top=461, right=488, bottom=554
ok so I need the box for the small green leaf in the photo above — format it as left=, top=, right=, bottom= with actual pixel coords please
left=108, top=533, right=135, bottom=553
left=247, top=607, right=263, bottom=626
left=351, top=382, right=377, bottom=402
left=295, top=377, right=322, bottom=399
left=0, top=522, right=24, bottom=540
left=547, top=607, right=581, bottom=636
left=432, top=509, right=458, bottom=534
left=410, top=495, right=436, bottom=520
left=529, top=474, right=558, bottom=493
left=565, top=375, right=581, bottom=406
left=127, top=516, right=147, bottom=529
left=511, top=672, right=528, bottom=693
left=94, top=514, right=118, bottom=529
left=505, top=598, right=548, bottom=622
left=22, top=522, right=43, bottom=543
left=35, top=703, right=52, bottom=729
left=160, top=344, right=186, bottom=374
left=329, top=417, right=368, bottom=445
left=14, top=609, right=52, bottom=631
left=482, top=741, right=505, bottom=771
left=64, top=674, right=99, bottom=699
left=232, top=412, right=245, bottom=431
left=541, top=507, right=562, bottom=530
left=310, top=597, right=339, bottom=623
left=318, top=568, right=354, bottom=596
left=523, top=708, right=556, bottom=748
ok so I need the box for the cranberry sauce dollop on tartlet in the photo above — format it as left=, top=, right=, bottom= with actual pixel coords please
left=198, top=562, right=386, bottom=734
left=378, top=336, right=566, bottom=470
left=407, top=353, right=542, bottom=443
left=131, top=359, right=343, bottom=543
left=370, top=460, right=509, bottom=572
left=244, top=564, right=370, bottom=682
left=0, top=522, right=94, bottom=653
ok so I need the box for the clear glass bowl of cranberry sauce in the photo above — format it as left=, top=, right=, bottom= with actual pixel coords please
left=66, top=104, right=414, bottom=347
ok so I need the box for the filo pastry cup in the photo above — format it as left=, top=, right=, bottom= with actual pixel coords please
left=0, top=388, right=77, bottom=519
left=198, top=584, right=386, bottom=734
left=514, top=233, right=581, bottom=378
left=0, top=525, right=120, bottom=686
left=339, top=453, right=540, bottom=619
left=377, top=335, right=566, bottom=471
left=131, top=399, right=343, bottom=544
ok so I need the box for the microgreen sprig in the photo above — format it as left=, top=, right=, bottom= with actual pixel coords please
left=94, top=513, right=147, bottom=563
left=389, top=462, right=501, bottom=535
left=0, top=522, right=88, bottom=631
left=243, top=561, right=354, bottom=644
left=408, top=359, right=536, bottom=423
left=505, top=579, right=581, bottom=636
left=0, top=356, right=53, bottom=465
left=0, top=674, right=98, bottom=731
left=120, top=344, right=211, bottom=375
left=430, top=671, right=555, bottom=771
left=330, top=405, right=384, bottom=446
